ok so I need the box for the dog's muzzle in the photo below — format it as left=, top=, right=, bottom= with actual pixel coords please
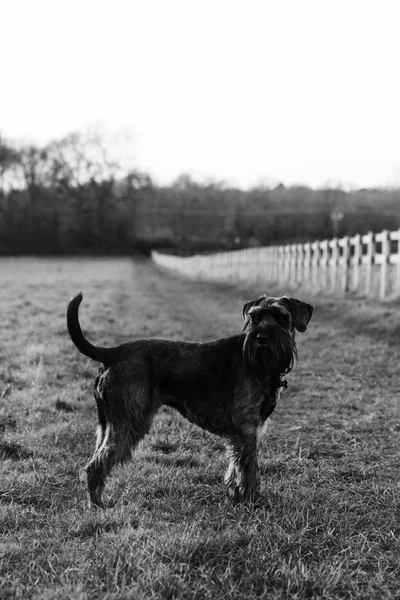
left=256, top=333, right=269, bottom=345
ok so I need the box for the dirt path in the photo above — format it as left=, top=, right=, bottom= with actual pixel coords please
left=119, top=258, right=250, bottom=342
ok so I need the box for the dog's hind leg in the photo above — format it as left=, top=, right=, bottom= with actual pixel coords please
left=85, top=423, right=115, bottom=508
left=85, top=420, right=149, bottom=508
left=85, top=387, right=158, bottom=508
left=92, top=368, right=108, bottom=452
left=86, top=420, right=149, bottom=508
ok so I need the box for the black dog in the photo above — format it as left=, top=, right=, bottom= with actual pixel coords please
left=67, top=293, right=313, bottom=507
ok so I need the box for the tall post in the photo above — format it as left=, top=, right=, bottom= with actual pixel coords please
left=340, top=236, right=350, bottom=293
left=365, top=232, right=375, bottom=297
left=330, top=238, right=339, bottom=293
left=379, top=230, right=390, bottom=300
left=396, top=230, right=400, bottom=298
left=352, top=234, right=361, bottom=293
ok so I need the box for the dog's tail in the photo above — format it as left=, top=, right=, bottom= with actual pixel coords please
left=67, top=293, right=114, bottom=364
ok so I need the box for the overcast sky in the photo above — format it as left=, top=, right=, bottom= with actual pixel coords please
left=1, top=0, right=399, bottom=189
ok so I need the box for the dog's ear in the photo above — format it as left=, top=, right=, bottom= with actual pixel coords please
left=242, top=300, right=257, bottom=331
left=284, top=297, right=314, bottom=332
left=242, top=296, right=267, bottom=331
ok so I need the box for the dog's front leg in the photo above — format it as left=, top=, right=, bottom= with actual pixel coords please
left=225, top=433, right=260, bottom=502
left=237, top=434, right=260, bottom=502
left=224, top=441, right=238, bottom=491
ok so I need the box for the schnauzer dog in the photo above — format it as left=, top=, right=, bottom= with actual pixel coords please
left=67, top=293, right=313, bottom=507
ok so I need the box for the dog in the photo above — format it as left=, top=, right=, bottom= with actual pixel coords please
left=67, top=293, right=313, bottom=507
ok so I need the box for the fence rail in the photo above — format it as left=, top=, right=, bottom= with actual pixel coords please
left=152, top=228, right=400, bottom=300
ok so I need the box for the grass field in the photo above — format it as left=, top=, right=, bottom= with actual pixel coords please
left=1, top=257, right=399, bottom=600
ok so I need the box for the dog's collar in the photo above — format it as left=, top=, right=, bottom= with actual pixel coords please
left=265, top=376, right=289, bottom=389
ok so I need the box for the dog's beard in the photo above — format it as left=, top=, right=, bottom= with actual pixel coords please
left=243, top=328, right=297, bottom=381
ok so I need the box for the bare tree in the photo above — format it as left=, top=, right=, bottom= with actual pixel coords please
left=0, top=135, right=21, bottom=193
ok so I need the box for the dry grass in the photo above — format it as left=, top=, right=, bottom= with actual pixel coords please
left=0, top=257, right=399, bottom=599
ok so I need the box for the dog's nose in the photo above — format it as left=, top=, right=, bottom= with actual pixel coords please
left=256, top=333, right=269, bottom=341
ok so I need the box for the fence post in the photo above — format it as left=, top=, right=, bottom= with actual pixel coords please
left=365, top=232, right=375, bottom=296
left=268, top=247, right=273, bottom=282
left=289, top=244, right=297, bottom=288
left=396, top=230, right=400, bottom=298
left=303, top=243, right=311, bottom=287
left=228, top=251, right=234, bottom=280
left=274, top=246, right=279, bottom=283
left=223, top=251, right=229, bottom=280
left=379, top=230, right=390, bottom=300
left=253, top=248, right=260, bottom=282
left=296, top=243, right=303, bottom=287
left=282, top=245, right=289, bottom=283
left=340, top=237, right=350, bottom=293
left=330, top=239, right=338, bottom=293
left=311, top=241, right=319, bottom=292
left=242, top=250, right=247, bottom=280
left=277, top=246, right=284, bottom=284
left=236, top=251, right=242, bottom=279
left=320, top=240, right=328, bottom=291
left=268, top=246, right=274, bottom=282
left=352, top=234, right=361, bottom=292
left=255, top=248, right=262, bottom=282
left=267, top=247, right=272, bottom=282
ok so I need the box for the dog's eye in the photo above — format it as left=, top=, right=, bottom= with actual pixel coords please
left=277, top=313, right=289, bottom=324
left=249, top=312, right=259, bottom=321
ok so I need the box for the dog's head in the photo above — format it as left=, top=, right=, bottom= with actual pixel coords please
left=242, top=295, right=313, bottom=377
left=242, top=295, right=313, bottom=336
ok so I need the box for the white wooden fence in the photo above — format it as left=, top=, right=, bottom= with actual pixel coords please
left=152, top=228, right=400, bottom=300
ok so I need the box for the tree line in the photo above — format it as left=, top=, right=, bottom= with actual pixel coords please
left=1, top=130, right=399, bottom=255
